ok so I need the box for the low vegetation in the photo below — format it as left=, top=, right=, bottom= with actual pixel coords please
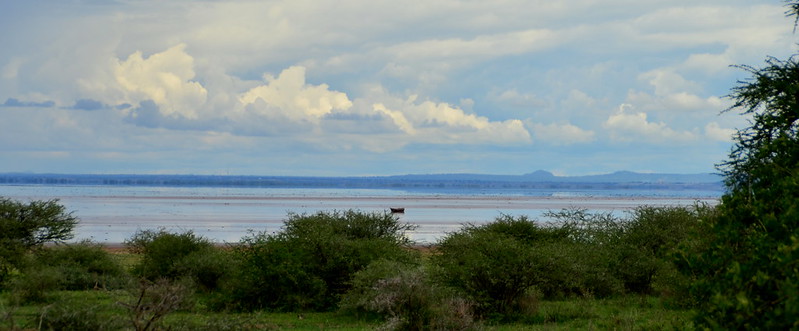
left=4, top=1, right=798, bottom=329
left=1, top=199, right=713, bottom=330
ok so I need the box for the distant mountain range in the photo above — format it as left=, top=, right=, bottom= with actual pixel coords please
left=0, top=171, right=723, bottom=193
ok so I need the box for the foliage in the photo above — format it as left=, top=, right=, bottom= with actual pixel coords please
left=8, top=241, right=130, bottom=305
left=542, top=209, right=626, bottom=298
left=173, top=247, right=230, bottom=292
left=616, top=205, right=714, bottom=296
left=7, top=265, right=61, bottom=304
left=434, top=207, right=709, bottom=321
left=220, top=234, right=328, bottom=311
left=431, top=215, right=559, bottom=320
left=681, top=3, right=799, bottom=328
left=341, top=259, right=479, bottom=331
left=547, top=206, right=712, bottom=300
left=39, top=299, right=125, bottom=331
left=220, top=210, right=418, bottom=312
left=26, top=241, right=129, bottom=291
left=0, top=198, right=78, bottom=283
left=126, top=229, right=226, bottom=290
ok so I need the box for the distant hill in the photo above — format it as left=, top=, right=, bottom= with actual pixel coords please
left=0, top=171, right=724, bottom=193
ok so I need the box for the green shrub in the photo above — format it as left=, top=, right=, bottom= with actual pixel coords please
left=221, top=210, right=418, bottom=312
left=479, top=214, right=569, bottom=244
left=221, top=235, right=328, bottom=311
left=8, top=265, right=61, bottom=304
left=173, top=248, right=230, bottom=292
left=126, top=229, right=227, bottom=290
left=544, top=208, right=624, bottom=247
left=432, top=216, right=558, bottom=320
left=40, top=300, right=124, bottom=331
left=29, top=241, right=129, bottom=290
left=545, top=206, right=708, bottom=298
left=542, top=209, right=625, bottom=298
left=433, top=207, right=708, bottom=318
left=341, top=259, right=479, bottom=331
left=534, top=242, right=623, bottom=299
left=9, top=242, right=130, bottom=304
left=615, top=206, right=707, bottom=294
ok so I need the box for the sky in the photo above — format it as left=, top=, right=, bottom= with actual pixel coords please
left=0, top=0, right=796, bottom=176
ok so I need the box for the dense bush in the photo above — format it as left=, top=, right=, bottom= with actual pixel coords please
left=341, top=259, right=479, bottom=331
left=27, top=241, right=128, bottom=290
left=432, top=215, right=559, bottom=320
left=0, top=198, right=78, bottom=284
left=8, top=241, right=129, bottom=304
left=542, top=209, right=626, bottom=298
left=7, top=265, right=61, bottom=304
left=40, top=299, right=124, bottom=331
left=615, top=205, right=713, bottom=296
left=221, top=210, right=418, bottom=312
left=220, top=234, right=328, bottom=311
left=433, top=207, right=709, bottom=321
left=546, top=206, right=712, bottom=298
left=126, top=229, right=227, bottom=290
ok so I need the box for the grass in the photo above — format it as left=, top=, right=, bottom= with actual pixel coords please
left=0, top=289, right=694, bottom=330
left=495, top=296, right=694, bottom=330
left=0, top=246, right=697, bottom=330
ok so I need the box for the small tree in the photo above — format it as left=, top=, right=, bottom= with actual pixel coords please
left=125, top=229, right=227, bottom=291
left=0, top=198, right=78, bottom=283
left=221, top=210, right=417, bottom=311
left=431, top=216, right=559, bottom=320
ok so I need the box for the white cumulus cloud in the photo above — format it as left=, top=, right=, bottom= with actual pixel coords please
left=113, top=44, right=208, bottom=119
left=240, top=66, right=353, bottom=121
left=371, top=95, right=532, bottom=145
left=79, top=44, right=532, bottom=149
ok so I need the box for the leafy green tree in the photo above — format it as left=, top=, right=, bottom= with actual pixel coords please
left=685, top=2, right=799, bottom=328
left=221, top=210, right=418, bottom=311
left=126, top=229, right=228, bottom=291
left=432, top=215, right=564, bottom=320
left=0, top=198, right=78, bottom=283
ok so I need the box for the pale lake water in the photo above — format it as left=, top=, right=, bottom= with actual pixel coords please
left=0, top=185, right=721, bottom=244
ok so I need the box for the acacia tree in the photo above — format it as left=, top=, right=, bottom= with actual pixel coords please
left=0, top=198, right=78, bottom=283
left=686, top=2, right=799, bottom=328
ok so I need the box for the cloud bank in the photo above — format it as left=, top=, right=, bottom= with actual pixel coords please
left=83, top=45, right=531, bottom=150
left=0, top=0, right=790, bottom=175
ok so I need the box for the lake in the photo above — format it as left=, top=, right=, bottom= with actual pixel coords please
left=0, top=185, right=720, bottom=244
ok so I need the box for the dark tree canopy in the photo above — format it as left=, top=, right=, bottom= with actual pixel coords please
left=0, top=198, right=78, bottom=282
left=0, top=198, right=78, bottom=247
left=720, top=56, right=799, bottom=203
left=685, top=2, right=799, bottom=328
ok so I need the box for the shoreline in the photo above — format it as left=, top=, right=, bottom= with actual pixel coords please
left=5, top=186, right=720, bottom=244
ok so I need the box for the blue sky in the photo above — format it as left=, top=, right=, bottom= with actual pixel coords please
left=0, top=0, right=796, bottom=176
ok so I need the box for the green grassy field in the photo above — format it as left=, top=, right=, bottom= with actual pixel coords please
left=1, top=289, right=694, bottom=330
